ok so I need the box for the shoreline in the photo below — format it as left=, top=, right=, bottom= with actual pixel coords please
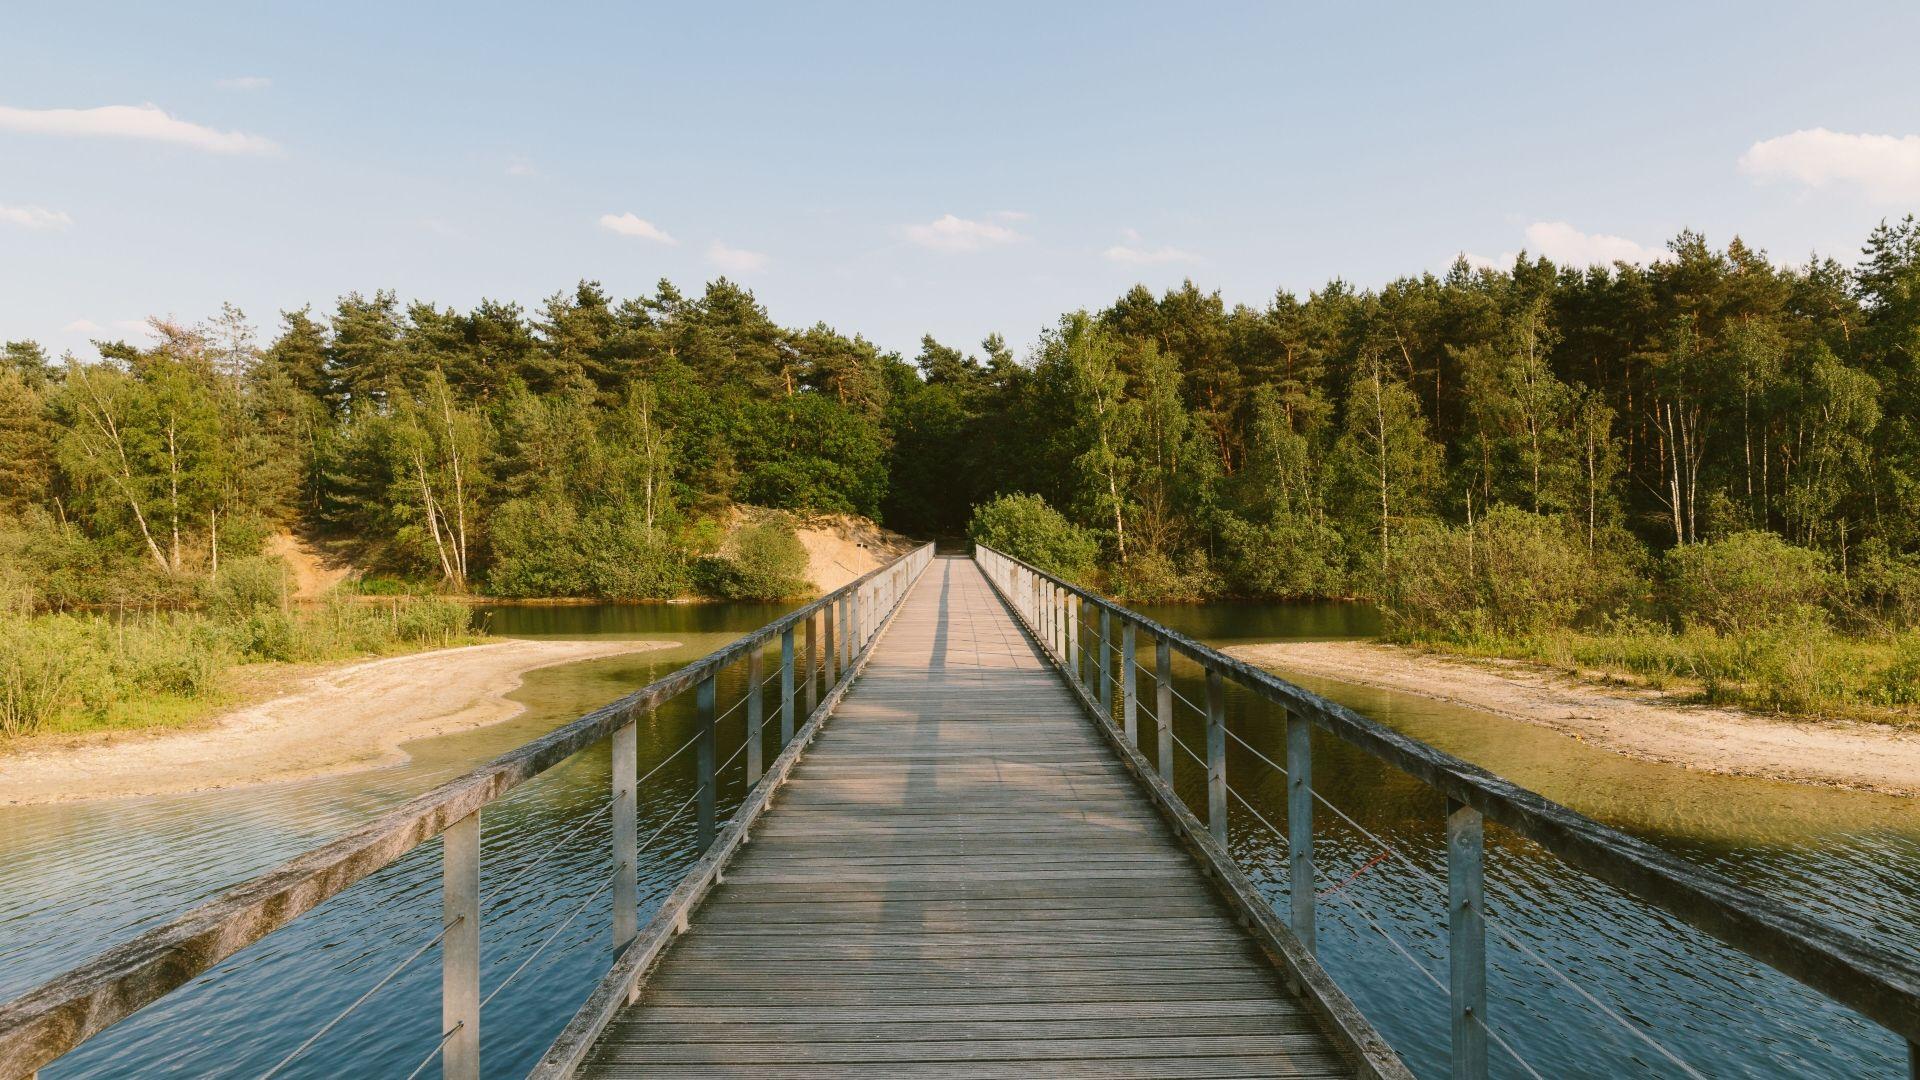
left=0, top=638, right=679, bottom=806
left=1227, top=640, right=1920, bottom=798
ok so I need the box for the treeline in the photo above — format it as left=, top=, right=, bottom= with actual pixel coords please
left=6, top=220, right=1920, bottom=631
left=937, top=222, right=1920, bottom=633
left=1, top=282, right=894, bottom=607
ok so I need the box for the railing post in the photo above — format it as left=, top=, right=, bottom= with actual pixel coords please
left=1448, top=798, right=1488, bottom=1080
left=612, top=720, right=638, bottom=949
left=696, top=674, right=717, bottom=850
left=803, top=610, right=818, bottom=716
left=1099, top=608, right=1113, bottom=720
left=824, top=601, right=838, bottom=688
left=745, top=644, right=764, bottom=787
left=1120, top=620, right=1137, bottom=744
left=1066, top=594, right=1079, bottom=676
left=441, top=811, right=480, bottom=1080
left=1205, top=665, right=1227, bottom=846
left=1155, top=635, right=1173, bottom=784
left=780, top=627, right=796, bottom=746
left=1286, top=710, right=1314, bottom=953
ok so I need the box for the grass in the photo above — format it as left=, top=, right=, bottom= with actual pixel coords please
left=0, top=596, right=480, bottom=743
left=1398, top=622, right=1920, bottom=726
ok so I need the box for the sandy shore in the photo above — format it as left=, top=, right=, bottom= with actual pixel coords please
left=0, top=638, right=678, bottom=805
left=1227, top=640, right=1920, bottom=797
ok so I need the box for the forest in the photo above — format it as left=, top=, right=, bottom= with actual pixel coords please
left=6, top=220, right=1920, bottom=729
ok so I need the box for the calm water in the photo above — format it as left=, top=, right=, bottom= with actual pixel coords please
left=2, top=597, right=1914, bottom=1078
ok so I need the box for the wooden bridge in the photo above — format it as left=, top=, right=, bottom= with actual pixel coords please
left=1, top=545, right=1917, bottom=1079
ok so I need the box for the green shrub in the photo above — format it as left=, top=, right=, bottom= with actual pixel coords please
left=967, top=494, right=1099, bottom=583
left=204, top=555, right=292, bottom=621
left=0, top=619, right=82, bottom=736
left=1218, top=513, right=1346, bottom=599
left=1663, top=531, right=1830, bottom=634
left=697, top=521, right=811, bottom=600
left=487, top=498, right=691, bottom=600
left=1115, top=549, right=1219, bottom=604
left=1383, top=507, right=1606, bottom=639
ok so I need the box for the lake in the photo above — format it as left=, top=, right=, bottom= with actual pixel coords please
left=2, top=597, right=1913, bottom=1077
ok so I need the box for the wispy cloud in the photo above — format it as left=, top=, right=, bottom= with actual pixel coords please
left=1740, top=128, right=1920, bottom=202
left=902, top=213, right=1023, bottom=252
left=1466, top=221, right=1666, bottom=270
left=0, top=203, right=71, bottom=230
left=707, top=240, right=768, bottom=274
left=598, top=212, right=676, bottom=244
left=216, top=76, right=272, bottom=91
left=0, top=102, right=278, bottom=154
left=1104, top=228, right=1201, bottom=266
left=506, top=158, right=537, bottom=177
left=62, top=317, right=149, bottom=338
left=988, top=210, right=1031, bottom=222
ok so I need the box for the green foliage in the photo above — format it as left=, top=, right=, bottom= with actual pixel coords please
left=1382, top=507, right=1619, bottom=638
left=1114, top=549, right=1218, bottom=604
left=696, top=521, right=811, bottom=601
left=1218, top=513, right=1347, bottom=599
left=487, top=498, right=690, bottom=600
left=1663, top=531, right=1830, bottom=634
left=967, top=494, right=1099, bottom=583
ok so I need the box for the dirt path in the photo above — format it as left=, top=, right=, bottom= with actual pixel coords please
left=1227, top=640, right=1920, bottom=797
left=0, top=638, right=678, bottom=805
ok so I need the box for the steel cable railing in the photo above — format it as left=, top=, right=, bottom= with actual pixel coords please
left=974, top=543, right=1919, bottom=1080
left=0, top=543, right=935, bottom=1080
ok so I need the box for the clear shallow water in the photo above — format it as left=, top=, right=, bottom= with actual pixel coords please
left=2, top=598, right=1913, bottom=1078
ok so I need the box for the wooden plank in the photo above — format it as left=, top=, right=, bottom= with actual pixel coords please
left=570, top=557, right=1359, bottom=1079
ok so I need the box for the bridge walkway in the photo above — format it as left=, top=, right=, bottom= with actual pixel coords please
left=576, top=555, right=1352, bottom=1078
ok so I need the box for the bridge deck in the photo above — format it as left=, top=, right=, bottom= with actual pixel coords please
left=578, top=556, right=1351, bottom=1078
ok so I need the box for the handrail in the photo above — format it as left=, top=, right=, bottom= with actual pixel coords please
left=0, top=542, right=934, bottom=1080
left=973, top=543, right=1920, bottom=1076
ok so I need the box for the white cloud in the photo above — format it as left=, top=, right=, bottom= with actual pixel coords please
left=216, top=76, right=272, bottom=91
left=506, top=158, right=537, bottom=177
left=902, top=213, right=1023, bottom=252
left=1740, top=128, right=1920, bottom=202
left=707, top=240, right=768, bottom=274
left=989, top=209, right=1031, bottom=222
left=0, top=102, right=278, bottom=154
left=0, top=203, right=71, bottom=230
left=598, top=212, right=676, bottom=244
left=63, top=319, right=104, bottom=335
left=1103, top=228, right=1201, bottom=266
left=1466, top=221, right=1666, bottom=270
left=61, top=318, right=148, bottom=338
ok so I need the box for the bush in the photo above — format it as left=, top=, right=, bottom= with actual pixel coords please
left=968, top=494, right=1099, bottom=583
left=1663, top=531, right=1830, bottom=634
left=697, top=521, right=811, bottom=600
left=1845, top=539, right=1920, bottom=632
left=1115, top=549, right=1219, bottom=604
left=0, top=618, right=83, bottom=736
left=1218, top=513, right=1346, bottom=599
left=487, top=498, right=691, bottom=600
left=1383, top=507, right=1606, bottom=639
left=204, top=556, right=292, bottom=621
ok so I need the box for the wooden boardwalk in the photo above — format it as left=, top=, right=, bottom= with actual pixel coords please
left=578, top=557, right=1352, bottom=1079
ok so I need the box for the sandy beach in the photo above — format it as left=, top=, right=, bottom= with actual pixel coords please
left=1228, top=640, right=1920, bottom=797
left=0, top=638, right=678, bottom=805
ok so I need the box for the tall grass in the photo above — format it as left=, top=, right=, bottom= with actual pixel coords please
left=0, top=596, right=476, bottom=740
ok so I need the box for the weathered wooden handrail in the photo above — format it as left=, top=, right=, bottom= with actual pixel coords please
left=0, top=542, right=934, bottom=1080
left=974, top=543, right=1920, bottom=1077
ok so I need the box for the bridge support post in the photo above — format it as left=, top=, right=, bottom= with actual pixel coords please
left=1447, top=798, right=1487, bottom=1080
left=696, top=675, right=717, bottom=850
left=1099, top=609, right=1113, bottom=720
left=1286, top=711, right=1314, bottom=953
left=745, top=645, right=764, bottom=787
left=612, top=720, right=638, bottom=949
left=1120, top=621, right=1137, bottom=745
left=441, top=810, right=480, bottom=1080
left=1205, top=666, right=1227, bottom=846
left=780, top=628, right=796, bottom=747
left=803, top=612, right=818, bottom=717
left=1155, top=635, right=1173, bottom=784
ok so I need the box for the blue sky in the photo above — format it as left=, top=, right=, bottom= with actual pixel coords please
left=4, top=1, right=1920, bottom=362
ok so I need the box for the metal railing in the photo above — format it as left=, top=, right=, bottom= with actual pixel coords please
left=974, top=543, right=1920, bottom=1080
left=0, top=542, right=934, bottom=1080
